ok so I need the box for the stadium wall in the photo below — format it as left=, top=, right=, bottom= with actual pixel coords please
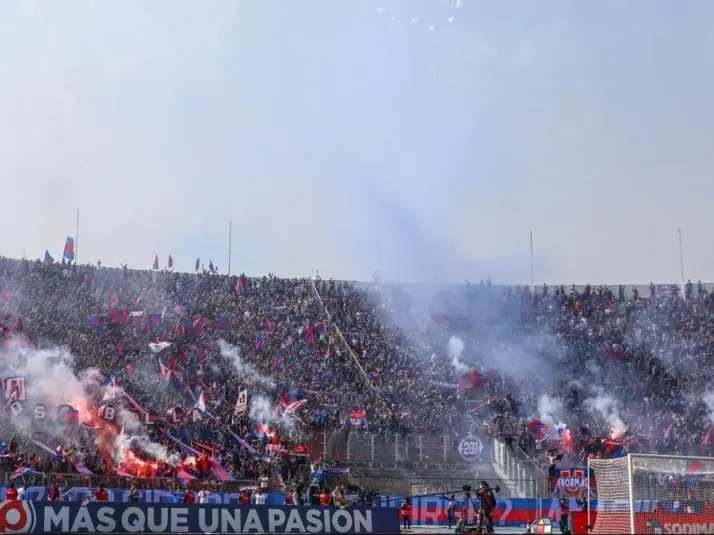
left=4, top=487, right=584, bottom=528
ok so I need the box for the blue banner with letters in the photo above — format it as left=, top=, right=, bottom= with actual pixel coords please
left=0, top=501, right=400, bottom=534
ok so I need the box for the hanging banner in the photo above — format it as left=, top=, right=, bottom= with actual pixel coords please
left=3, top=377, right=27, bottom=400
left=457, top=435, right=484, bottom=462
left=0, top=501, right=399, bottom=534
left=234, top=389, right=248, bottom=415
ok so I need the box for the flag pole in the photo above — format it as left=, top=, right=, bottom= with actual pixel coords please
left=376, top=228, right=381, bottom=280
left=679, top=227, right=685, bottom=291
left=228, top=221, right=232, bottom=276
left=530, top=230, right=535, bottom=294
left=75, top=208, right=80, bottom=265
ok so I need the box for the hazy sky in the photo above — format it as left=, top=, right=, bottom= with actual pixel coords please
left=2, top=1, right=714, bottom=284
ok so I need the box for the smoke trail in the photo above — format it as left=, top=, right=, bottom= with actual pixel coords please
left=584, top=392, right=628, bottom=438
left=0, top=343, right=89, bottom=436
left=218, top=340, right=273, bottom=386
left=448, top=336, right=468, bottom=373
left=248, top=394, right=297, bottom=432
left=537, top=394, right=564, bottom=428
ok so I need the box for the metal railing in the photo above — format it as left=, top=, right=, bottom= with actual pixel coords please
left=342, top=474, right=536, bottom=498
left=0, top=472, right=257, bottom=492
left=491, top=438, right=549, bottom=497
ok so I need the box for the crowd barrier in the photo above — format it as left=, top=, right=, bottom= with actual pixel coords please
left=0, top=472, right=256, bottom=492
left=0, top=501, right=398, bottom=534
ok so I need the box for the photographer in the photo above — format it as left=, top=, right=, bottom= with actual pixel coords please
left=476, top=481, right=498, bottom=534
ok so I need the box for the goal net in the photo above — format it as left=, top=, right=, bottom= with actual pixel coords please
left=588, top=454, right=714, bottom=534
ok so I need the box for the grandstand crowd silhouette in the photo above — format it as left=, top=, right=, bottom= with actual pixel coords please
left=1, top=255, right=713, bottom=494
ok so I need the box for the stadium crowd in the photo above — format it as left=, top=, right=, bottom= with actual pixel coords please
left=0, top=254, right=713, bottom=489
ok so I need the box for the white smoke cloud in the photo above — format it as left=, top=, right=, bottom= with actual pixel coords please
left=537, top=394, right=564, bottom=428
left=218, top=340, right=273, bottom=386
left=584, top=393, right=628, bottom=438
left=0, top=341, right=180, bottom=467
left=248, top=394, right=298, bottom=433
left=703, top=392, right=714, bottom=426
left=0, top=343, right=88, bottom=435
left=113, top=432, right=179, bottom=466
left=448, top=336, right=468, bottom=373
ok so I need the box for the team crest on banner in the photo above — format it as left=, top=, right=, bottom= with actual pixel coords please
left=0, top=499, right=36, bottom=533
left=3, top=377, right=26, bottom=400
left=457, top=435, right=484, bottom=462
left=551, top=468, right=589, bottom=497
left=234, top=389, right=248, bottom=415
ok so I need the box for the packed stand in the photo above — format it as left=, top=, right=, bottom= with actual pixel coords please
left=2, top=253, right=714, bottom=488
left=348, top=278, right=714, bottom=471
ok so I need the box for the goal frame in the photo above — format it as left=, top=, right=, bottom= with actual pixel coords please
left=588, top=453, right=714, bottom=535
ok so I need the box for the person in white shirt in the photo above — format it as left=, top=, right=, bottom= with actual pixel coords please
left=259, top=474, right=270, bottom=491
left=197, top=488, right=211, bottom=504
left=253, top=488, right=267, bottom=505
left=16, top=487, right=25, bottom=500
left=331, top=483, right=350, bottom=506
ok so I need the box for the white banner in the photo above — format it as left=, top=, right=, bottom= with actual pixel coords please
left=3, top=377, right=26, bottom=400
left=234, top=389, right=248, bottom=415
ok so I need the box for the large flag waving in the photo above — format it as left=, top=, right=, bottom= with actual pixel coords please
left=153, top=255, right=159, bottom=270
left=63, top=237, right=75, bottom=260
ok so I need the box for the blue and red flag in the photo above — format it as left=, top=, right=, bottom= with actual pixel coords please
left=287, top=388, right=306, bottom=402
left=191, top=317, right=207, bottom=335
left=281, top=336, right=294, bottom=349
left=685, top=460, right=707, bottom=490
left=255, top=333, right=265, bottom=351
left=44, top=250, right=54, bottom=264
left=305, top=326, right=315, bottom=345
left=457, top=370, right=483, bottom=390
left=214, top=317, right=229, bottom=332
left=324, top=347, right=331, bottom=360
left=274, top=356, right=285, bottom=370
left=91, top=371, right=112, bottom=386
left=61, top=408, right=80, bottom=426
left=255, top=422, right=269, bottom=439
left=313, top=320, right=328, bottom=333
left=527, top=419, right=548, bottom=439
left=10, top=466, right=40, bottom=479
left=89, top=315, right=104, bottom=333
left=664, top=426, right=676, bottom=441
left=209, top=459, right=235, bottom=481
left=110, top=308, right=128, bottom=324
left=605, top=441, right=627, bottom=458
left=63, top=237, right=75, bottom=261
left=148, top=313, right=162, bottom=326
left=176, top=468, right=196, bottom=484
left=73, top=462, right=93, bottom=475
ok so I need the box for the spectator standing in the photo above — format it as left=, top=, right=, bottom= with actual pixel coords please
left=197, top=488, right=211, bottom=504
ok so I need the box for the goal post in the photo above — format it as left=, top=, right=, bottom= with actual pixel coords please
left=588, top=453, right=714, bottom=534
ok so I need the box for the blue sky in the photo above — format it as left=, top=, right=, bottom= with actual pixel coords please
left=2, top=1, right=714, bottom=284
